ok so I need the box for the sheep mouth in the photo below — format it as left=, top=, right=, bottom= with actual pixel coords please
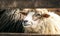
left=22, top=23, right=32, bottom=27
left=23, top=24, right=31, bottom=26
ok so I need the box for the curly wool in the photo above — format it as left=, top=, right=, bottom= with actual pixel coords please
left=23, top=9, right=60, bottom=34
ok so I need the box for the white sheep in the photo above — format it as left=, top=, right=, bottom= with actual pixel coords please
left=23, top=9, right=60, bottom=34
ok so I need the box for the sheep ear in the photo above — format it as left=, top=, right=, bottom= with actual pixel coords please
left=42, top=14, right=50, bottom=18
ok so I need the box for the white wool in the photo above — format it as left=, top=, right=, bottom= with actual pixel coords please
left=24, top=12, right=35, bottom=21
left=23, top=9, right=60, bottom=34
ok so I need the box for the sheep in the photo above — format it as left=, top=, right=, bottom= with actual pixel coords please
left=0, top=9, right=26, bottom=32
left=23, top=8, right=60, bottom=34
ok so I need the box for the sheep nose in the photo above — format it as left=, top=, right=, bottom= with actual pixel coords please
left=22, top=20, right=28, bottom=26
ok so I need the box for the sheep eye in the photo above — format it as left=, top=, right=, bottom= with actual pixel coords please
left=35, top=14, right=41, bottom=16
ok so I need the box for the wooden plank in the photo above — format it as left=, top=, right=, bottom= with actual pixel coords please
left=0, top=33, right=60, bottom=36
left=0, top=0, right=60, bottom=8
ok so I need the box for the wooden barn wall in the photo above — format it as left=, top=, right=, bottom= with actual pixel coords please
left=0, top=0, right=60, bottom=8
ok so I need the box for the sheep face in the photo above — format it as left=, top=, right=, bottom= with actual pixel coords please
left=22, top=9, right=50, bottom=33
